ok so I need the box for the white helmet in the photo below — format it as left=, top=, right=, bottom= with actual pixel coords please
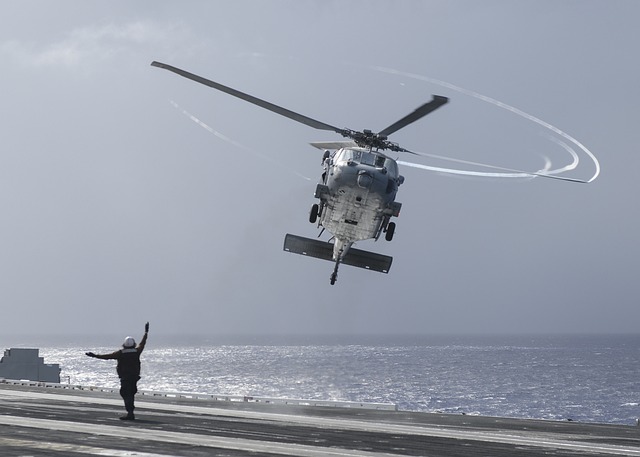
left=123, top=336, right=136, bottom=348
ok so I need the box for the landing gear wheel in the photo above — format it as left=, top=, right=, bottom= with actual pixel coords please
left=385, top=222, right=396, bottom=241
left=309, top=203, right=319, bottom=223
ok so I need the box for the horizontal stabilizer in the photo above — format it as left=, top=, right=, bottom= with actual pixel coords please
left=283, top=234, right=392, bottom=273
left=309, top=140, right=358, bottom=150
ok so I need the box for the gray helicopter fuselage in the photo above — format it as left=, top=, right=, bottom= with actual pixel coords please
left=316, top=147, right=403, bottom=257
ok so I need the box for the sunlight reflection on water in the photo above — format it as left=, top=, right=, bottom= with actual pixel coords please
left=27, top=335, right=640, bottom=425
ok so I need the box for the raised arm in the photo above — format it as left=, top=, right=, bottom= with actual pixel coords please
left=137, top=322, right=149, bottom=354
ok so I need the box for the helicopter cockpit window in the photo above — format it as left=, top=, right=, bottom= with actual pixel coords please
left=358, top=151, right=388, bottom=168
left=336, top=149, right=391, bottom=170
left=384, top=158, right=399, bottom=177
left=337, top=149, right=361, bottom=164
left=360, top=151, right=376, bottom=166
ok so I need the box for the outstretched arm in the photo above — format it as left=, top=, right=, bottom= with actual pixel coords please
left=85, top=351, right=119, bottom=360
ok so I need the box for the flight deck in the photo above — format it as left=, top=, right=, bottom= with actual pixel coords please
left=1, top=381, right=639, bottom=456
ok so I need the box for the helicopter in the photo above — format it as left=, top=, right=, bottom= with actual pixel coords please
left=150, top=61, right=582, bottom=285
left=151, top=61, right=448, bottom=284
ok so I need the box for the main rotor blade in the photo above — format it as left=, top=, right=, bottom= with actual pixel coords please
left=151, top=61, right=345, bottom=134
left=401, top=148, right=588, bottom=183
left=377, top=95, right=449, bottom=138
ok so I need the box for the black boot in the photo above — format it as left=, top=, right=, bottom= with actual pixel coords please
left=122, top=395, right=135, bottom=420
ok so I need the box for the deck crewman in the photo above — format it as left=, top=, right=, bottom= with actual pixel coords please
left=86, top=322, right=149, bottom=420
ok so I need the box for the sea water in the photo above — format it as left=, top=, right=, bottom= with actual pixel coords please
left=6, top=334, right=639, bottom=425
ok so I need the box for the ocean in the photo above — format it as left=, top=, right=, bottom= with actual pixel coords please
left=6, top=334, right=640, bottom=425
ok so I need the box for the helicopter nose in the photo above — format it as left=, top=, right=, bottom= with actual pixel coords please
left=357, top=170, right=373, bottom=188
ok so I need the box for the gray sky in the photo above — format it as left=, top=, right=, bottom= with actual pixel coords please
left=1, top=1, right=638, bottom=338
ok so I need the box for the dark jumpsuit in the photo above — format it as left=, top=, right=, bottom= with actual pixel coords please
left=95, top=332, right=147, bottom=416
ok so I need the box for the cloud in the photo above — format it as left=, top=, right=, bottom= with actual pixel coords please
left=1, top=20, right=195, bottom=70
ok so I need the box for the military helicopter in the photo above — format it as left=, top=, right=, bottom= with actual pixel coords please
left=151, top=61, right=581, bottom=285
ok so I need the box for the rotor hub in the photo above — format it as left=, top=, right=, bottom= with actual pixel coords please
left=341, top=129, right=402, bottom=152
